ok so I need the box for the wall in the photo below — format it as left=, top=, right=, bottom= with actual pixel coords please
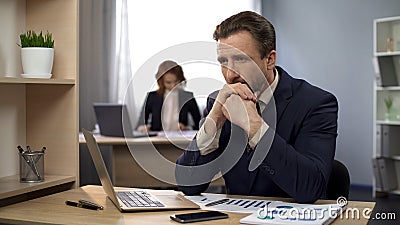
left=0, top=0, right=25, bottom=77
left=262, top=0, right=400, bottom=185
left=0, top=0, right=26, bottom=177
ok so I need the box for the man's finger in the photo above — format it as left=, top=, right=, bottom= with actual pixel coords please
left=232, top=83, right=257, bottom=102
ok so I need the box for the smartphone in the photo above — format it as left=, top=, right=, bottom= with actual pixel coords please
left=170, top=211, right=228, bottom=223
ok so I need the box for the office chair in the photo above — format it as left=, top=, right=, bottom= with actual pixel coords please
left=326, top=160, right=350, bottom=200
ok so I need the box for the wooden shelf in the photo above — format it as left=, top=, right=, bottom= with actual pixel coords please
left=376, top=120, right=400, bottom=125
left=392, top=155, right=400, bottom=160
left=390, top=189, right=400, bottom=195
left=0, top=175, right=75, bottom=200
left=376, top=86, right=400, bottom=91
left=375, top=51, right=400, bottom=57
left=0, top=0, right=79, bottom=207
left=0, top=77, right=75, bottom=85
left=375, top=15, right=400, bottom=23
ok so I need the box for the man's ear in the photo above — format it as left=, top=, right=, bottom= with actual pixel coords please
left=263, top=50, right=276, bottom=70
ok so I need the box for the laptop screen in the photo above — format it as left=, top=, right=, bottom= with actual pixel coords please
left=93, top=103, right=134, bottom=137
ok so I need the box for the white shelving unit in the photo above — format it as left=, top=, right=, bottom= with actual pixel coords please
left=373, top=16, right=400, bottom=197
left=0, top=0, right=79, bottom=206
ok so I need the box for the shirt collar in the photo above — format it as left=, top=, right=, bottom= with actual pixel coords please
left=258, top=68, right=280, bottom=110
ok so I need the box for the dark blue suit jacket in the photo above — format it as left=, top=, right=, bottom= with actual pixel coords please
left=176, top=67, right=338, bottom=203
left=136, top=90, right=201, bottom=131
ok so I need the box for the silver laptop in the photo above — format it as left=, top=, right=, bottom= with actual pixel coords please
left=82, top=129, right=199, bottom=212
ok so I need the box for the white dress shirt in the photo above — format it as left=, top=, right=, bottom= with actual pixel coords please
left=162, top=89, right=180, bottom=131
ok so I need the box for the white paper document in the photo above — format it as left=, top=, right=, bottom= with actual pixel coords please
left=185, top=195, right=275, bottom=213
left=185, top=195, right=344, bottom=225
left=157, top=130, right=197, bottom=139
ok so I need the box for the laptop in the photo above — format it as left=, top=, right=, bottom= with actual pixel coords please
left=93, top=103, right=157, bottom=138
left=82, top=128, right=200, bottom=212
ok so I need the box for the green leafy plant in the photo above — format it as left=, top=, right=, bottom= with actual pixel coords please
left=18, top=30, right=54, bottom=48
left=384, top=96, right=393, bottom=111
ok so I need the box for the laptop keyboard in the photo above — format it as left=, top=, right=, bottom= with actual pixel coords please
left=117, top=191, right=164, bottom=208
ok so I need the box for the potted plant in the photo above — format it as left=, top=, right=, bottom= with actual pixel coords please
left=18, top=30, right=54, bottom=78
left=384, top=96, right=394, bottom=121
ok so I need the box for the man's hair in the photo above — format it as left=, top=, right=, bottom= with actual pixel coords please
left=213, top=11, right=276, bottom=59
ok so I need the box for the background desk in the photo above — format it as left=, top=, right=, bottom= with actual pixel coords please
left=0, top=185, right=375, bottom=225
left=79, top=134, right=224, bottom=188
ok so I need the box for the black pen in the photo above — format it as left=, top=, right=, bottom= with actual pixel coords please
left=26, top=145, right=41, bottom=178
left=78, top=199, right=104, bottom=210
left=65, top=200, right=103, bottom=210
left=205, top=198, right=230, bottom=207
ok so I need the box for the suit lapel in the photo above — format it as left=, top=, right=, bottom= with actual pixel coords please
left=262, top=67, right=293, bottom=124
left=247, top=67, right=293, bottom=194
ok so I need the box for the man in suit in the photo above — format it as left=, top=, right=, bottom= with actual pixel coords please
left=175, top=11, right=338, bottom=203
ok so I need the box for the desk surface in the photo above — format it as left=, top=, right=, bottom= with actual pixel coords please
left=79, top=132, right=194, bottom=145
left=0, top=185, right=375, bottom=225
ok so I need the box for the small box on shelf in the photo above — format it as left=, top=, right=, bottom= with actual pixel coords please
left=376, top=125, right=400, bottom=157
left=372, top=158, right=398, bottom=192
left=375, top=16, right=400, bottom=54
left=394, top=161, right=400, bottom=194
left=376, top=55, right=400, bottom=87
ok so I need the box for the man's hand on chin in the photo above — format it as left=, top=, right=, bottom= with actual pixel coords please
left=222, top=94, right=263, bottom=138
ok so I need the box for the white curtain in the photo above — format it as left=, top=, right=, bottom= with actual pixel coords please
left=113, top=0, right=136, bottom=127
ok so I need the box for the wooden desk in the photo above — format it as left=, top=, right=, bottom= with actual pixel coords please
left=79, top=134, right=224, bottom=188
left=0, top=185, right=375, bottom=225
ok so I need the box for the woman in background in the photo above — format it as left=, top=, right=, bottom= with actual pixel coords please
left=136, top=60, right=201, bottom=132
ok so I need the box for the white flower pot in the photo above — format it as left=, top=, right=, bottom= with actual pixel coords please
left=21, top=47, right=54, bottom=78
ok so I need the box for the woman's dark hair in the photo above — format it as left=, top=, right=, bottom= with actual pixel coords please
left=155, top=60, right=186, bottom=95
left=213, top=11, right=276, bottom=58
